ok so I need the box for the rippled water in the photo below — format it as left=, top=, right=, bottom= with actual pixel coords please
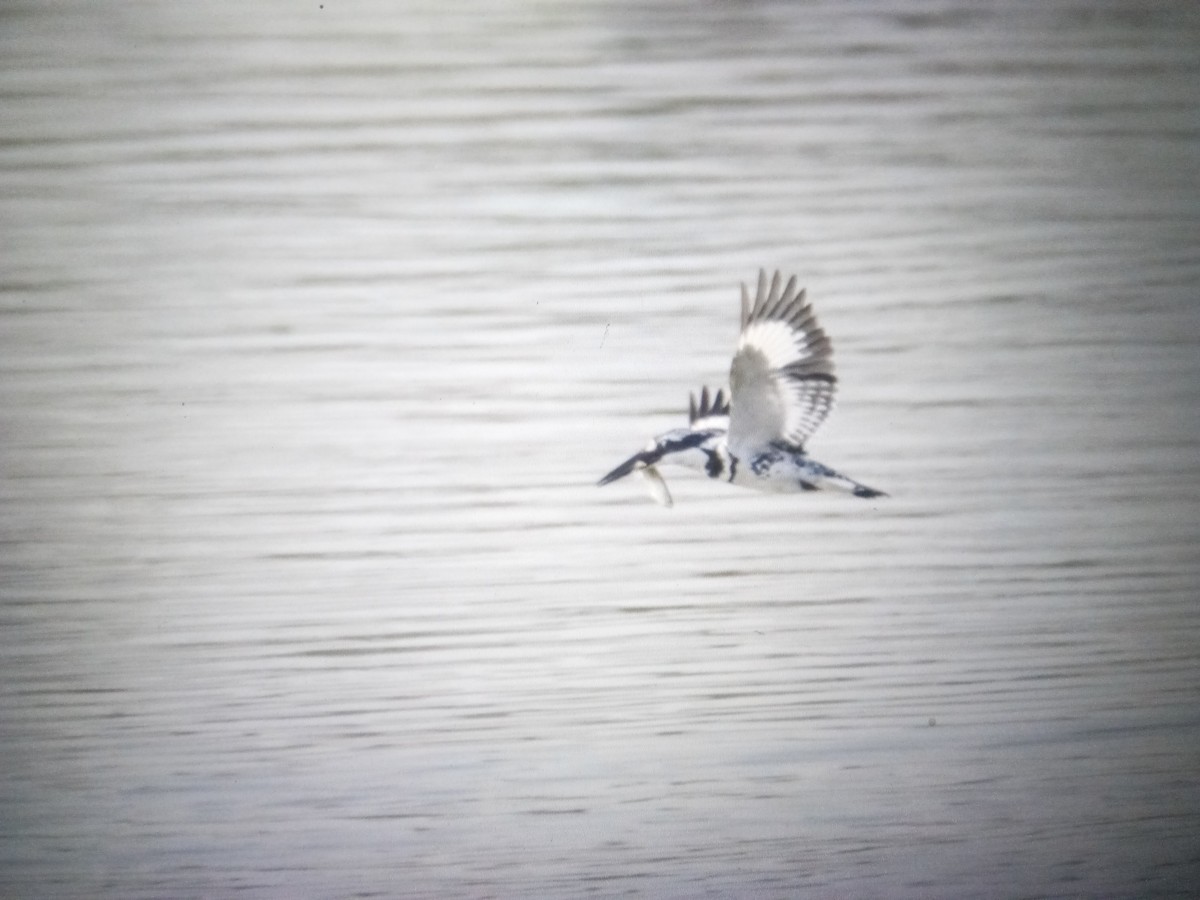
left=3, top=1, right=1199, bottom=897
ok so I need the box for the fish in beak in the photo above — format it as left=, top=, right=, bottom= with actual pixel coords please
left=597, top=449, right=651, bottom=486
left=597, top=448, right=674, bottom=507
left=638, top=465, right=673, bottom=507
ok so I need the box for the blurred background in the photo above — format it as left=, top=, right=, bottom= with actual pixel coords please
left=2, top=0, right=1198, bottom=897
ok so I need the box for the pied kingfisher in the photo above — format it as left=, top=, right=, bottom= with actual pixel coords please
left=598, top=269, right=887, bottom=507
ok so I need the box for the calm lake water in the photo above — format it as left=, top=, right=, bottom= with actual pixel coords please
left=2, top=0, right=1199, bottom=897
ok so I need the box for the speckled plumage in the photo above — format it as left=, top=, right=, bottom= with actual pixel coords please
left=598, top=270, right=886, bottom=507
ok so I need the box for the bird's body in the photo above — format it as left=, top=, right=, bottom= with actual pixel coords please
left=598, top=270, right=886, bottom=506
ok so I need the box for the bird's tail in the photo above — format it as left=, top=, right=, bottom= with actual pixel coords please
left=851, top=482, right=888, bottom=499
left=821, top=469, right=888, bottom=499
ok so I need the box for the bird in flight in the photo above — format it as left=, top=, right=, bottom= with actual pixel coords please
left=598, top=270, right=886, bottom=507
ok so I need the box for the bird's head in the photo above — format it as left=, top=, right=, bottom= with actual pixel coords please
left=597, top=429, right=716, bottom=507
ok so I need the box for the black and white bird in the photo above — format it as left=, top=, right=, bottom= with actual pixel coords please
left=598, top=270, right=886, bottom=507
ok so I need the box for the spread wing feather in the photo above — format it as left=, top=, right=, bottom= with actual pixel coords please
left=688, top=385, right=731, bottom=432
left=728, top=270, right=837, bottom=454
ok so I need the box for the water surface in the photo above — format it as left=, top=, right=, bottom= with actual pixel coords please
left=2, top=1, right=1199, bottom=897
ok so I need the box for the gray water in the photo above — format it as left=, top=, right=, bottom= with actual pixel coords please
left=3, top=1, right=1199, bottom=897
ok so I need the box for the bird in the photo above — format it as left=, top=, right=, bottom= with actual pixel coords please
left=597, top=269, right=887, bottom=507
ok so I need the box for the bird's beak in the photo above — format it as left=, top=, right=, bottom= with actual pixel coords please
left=598, top=449, right=673, bottom=506
left=597, top=450, right=651, bottom=486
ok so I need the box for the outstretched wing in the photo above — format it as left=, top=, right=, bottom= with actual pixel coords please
left=687, top=385, right=731, bottom=432
left=727, top=270, right=836, bottom=454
